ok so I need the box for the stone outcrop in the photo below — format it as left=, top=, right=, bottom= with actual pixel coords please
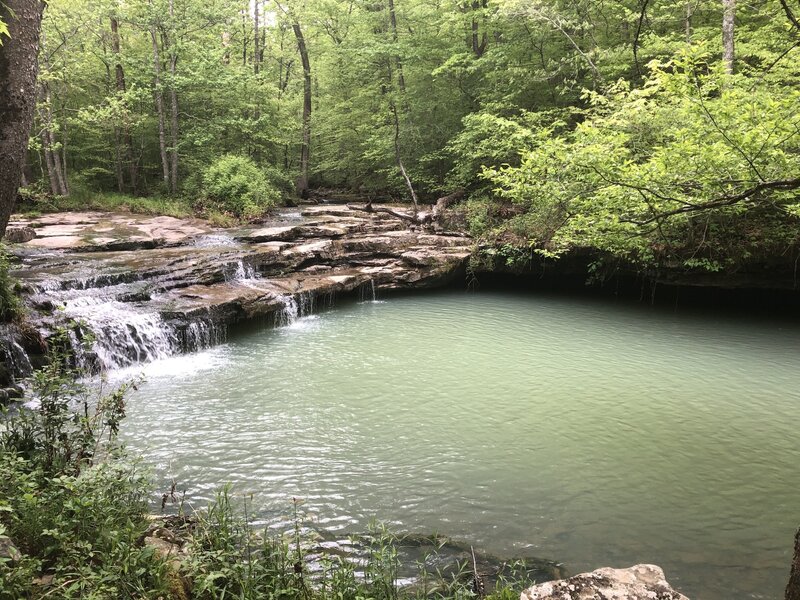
left=520, top=564, right=689, bottom=600
left=6, top=206, right=472, bottom=371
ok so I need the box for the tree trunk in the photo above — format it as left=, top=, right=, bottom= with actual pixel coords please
left=150, top=26, right=171, bottom=190
left=37, top=31, right=69, bottom=198
left=685, top=1, right=693, bottom=43
left=787, top=528, right=800, bottom=600
left=253, top=0, right=260, bottom=75
left=111, top=15, right=138, bottom=194
left=390, top=99, right=418, bottom=211
left=168, top=0, right=178, bottom=194
left=387, top=0, right=407, bottom=95
left=0, top=0, right=45, bottom=237
left=722, top=0, right=735, bottom=74
left=471, top=0, right=488, bottom=57
left=293, top=21, right=311, bottom=198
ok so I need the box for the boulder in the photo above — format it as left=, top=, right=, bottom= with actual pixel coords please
left=4, top=226, right=37, bottom=243
left=520, top=564, right=689, bottom=600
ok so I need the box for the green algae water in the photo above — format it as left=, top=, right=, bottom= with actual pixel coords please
left=119, top=291, right=800, bottom=599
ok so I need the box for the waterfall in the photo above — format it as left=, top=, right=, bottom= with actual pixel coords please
left=359, top=279, right=378, bottom=303
left=3, top=339, right=33, bottom=377
left=78, top=301, right=181, bottom=370
left=225, top=259, right=263, bottom=288
left=182, top=319, right=226, bottom=351
left=56, top=298, right=224, bottom=371
left=277, top=293, right=315, bottom=327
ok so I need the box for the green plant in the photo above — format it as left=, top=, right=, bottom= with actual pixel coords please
left=0, top=248, right=20, bottom=323
left=0, top=327, right=169, bottom=599
left=198, top=155, right=281, bottom=219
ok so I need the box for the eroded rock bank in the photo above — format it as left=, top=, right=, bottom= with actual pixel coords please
left=4, top=206, right=471, bottom=371
left=520, top=564, right=689, bottom=600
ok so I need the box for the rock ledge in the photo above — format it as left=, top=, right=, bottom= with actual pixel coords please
left=520, top=564, right=689, bottom=600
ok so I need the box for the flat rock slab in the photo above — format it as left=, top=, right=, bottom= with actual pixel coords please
left=520, top=564, right=689, bottom=600
left=9, top=212, right=211, bottom=250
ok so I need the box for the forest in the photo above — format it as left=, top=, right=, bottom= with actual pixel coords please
left=2, top=1, right=800, bottom=600
left=5, top=0, right=800, bottom=273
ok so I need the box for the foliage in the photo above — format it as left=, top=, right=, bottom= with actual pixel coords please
left=0, top=248, right=21, bottom=322
left=485, top=44, right=800, bottom=268
left=197, top=155, right=281, bottom=219
left=186, top=492, right=529, bottom=600
left=0, top=327, right=170, bottom=599
left=28, top=0, right=800, bottom=270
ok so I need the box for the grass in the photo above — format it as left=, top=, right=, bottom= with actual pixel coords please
left=19, top=191, right=194, bottom=220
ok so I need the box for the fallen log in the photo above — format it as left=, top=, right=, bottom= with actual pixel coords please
left=347, top=189, right=466, bottom=229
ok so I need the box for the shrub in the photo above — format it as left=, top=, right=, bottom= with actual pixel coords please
left=0, top=248, right=21, bottom=323
left=198, top=155, right=281, bottom=219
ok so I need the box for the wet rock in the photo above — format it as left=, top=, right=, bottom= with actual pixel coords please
left=4, top=226, right=37, bottom=243
left=9, top=207, right=473, bottom=370
left=0, top=535, right=21, bottom=564
left=0, top=388, right=9, bottom=406
left=0, top=362, right=12, bottom=387
left=5, top=385, right=24, bottom=399
left=520, top=564, right=689, bottom=600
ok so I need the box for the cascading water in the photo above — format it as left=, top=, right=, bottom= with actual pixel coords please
left=2, top=339, right=33, bottom=376
left=66, top=299, right=180, bottom=370
left=227, top=260, right=260, bottom=282
left=276, top=293, right=315, bottom=327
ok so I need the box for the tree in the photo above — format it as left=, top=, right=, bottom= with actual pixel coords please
left=0, top=0, right=45, bottom=238
left=722, top=0, right=735, bottom=74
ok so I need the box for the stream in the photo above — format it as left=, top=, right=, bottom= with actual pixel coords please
left=116, top=290, right=800, bottom=600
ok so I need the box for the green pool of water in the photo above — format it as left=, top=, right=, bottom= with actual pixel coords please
left=120, top=290, right=800, bottom=599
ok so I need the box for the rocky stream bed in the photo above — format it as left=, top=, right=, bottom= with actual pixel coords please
left=1, top=206, right=471, bottom=374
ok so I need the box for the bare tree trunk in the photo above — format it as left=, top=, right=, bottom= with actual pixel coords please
left=40, top=128, right=60, bottom=195
left=471, top=0, right=488, bottom=57
left=168, top=0, right=178, bottom=194
left=722, top=0, right=735, bottom=74
left=387, top=0, right=407, bottom=95
left=253, top=0, right=260, bottom=74
left=293, top=21, right=311, bottom=198
left=390, top=100, right=418, bottom=212
left=685, top=1, right=693, bottom=43
left=111, top=15, right=138, bottom=194
left=0, top=0, right=44, bottom=236
left=150, top=26, right=171, bottom=190
left=38, top=32, right=69, bottom=197
left=49, top=128, right=68, bottom=195
left=788, top=528, right=800, bottom=600
left=60, top=107, right=69, bottom=194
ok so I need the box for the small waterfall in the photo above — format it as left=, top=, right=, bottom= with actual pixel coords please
left=182, top=319, right=226, bottom=351
left=277, top=295, right=299, bottom=326
left=226, top=260, right=262, bottom=287
left=81, top=302, right=180, bottom=370
left=277, top=293, right=315, bottom=327
left=3, top=339, right=33, bottom=377
left=359, top=279, right=378, bottom=303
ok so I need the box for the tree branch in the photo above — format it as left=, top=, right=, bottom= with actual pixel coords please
left=621, top=178, right=800, bottom=225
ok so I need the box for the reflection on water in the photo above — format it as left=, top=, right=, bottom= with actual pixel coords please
left=120, top=291, right=800, bottom=600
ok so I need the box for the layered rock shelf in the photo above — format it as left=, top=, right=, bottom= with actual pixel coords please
left=6, top=206, right=472, bottom=371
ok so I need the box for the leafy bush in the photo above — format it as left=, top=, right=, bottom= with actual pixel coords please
left=198, top=155, right=281, bottom=219
left=0, top=327, right=170, bottom=599
left=0, top=248, right=21, bottom=323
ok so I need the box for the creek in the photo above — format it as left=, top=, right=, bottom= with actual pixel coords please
left=116, top=290, right=800, bottom=600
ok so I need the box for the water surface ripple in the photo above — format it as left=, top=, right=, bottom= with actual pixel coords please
left=120, top=291, right=800, bottom=600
